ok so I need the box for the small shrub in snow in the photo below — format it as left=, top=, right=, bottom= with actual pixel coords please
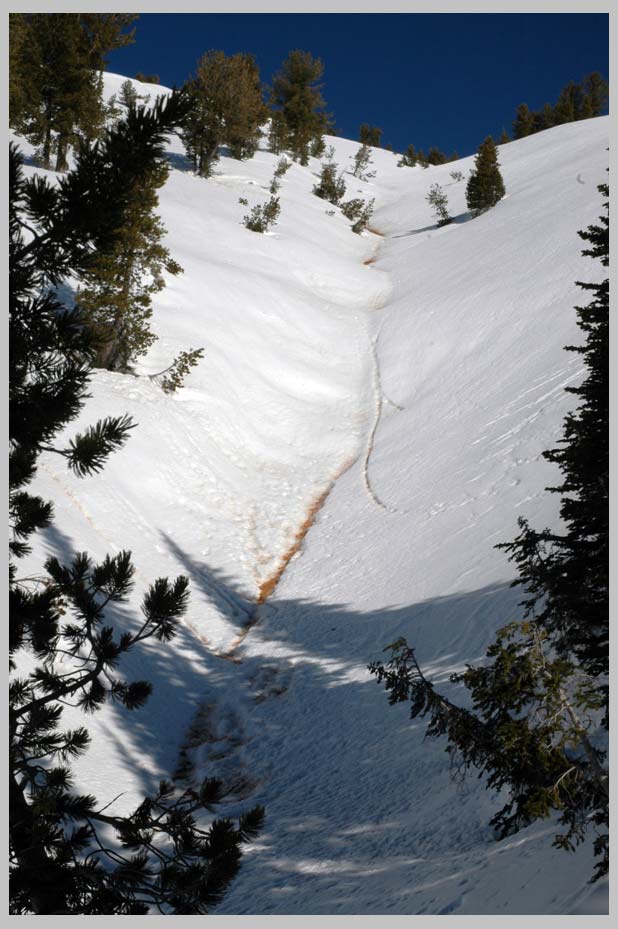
left=397, top=144, right=417, bottom=167
left=274, top=155, right=292, bottom=178
left=238, top=197, right=248, bottom=205
left=119, top=78, right=140, bottom=109
left=450, top=170, right=465, bottom=182
left=313, top=161, right=346, bottom=206
left=340, top=197, right=365, bottom=221
left=351, top=198, right=375, bottom=235
left=269, top=177, right=281, bottom=194
left=243, top=196, right=281, bottom=233
left=152, top=347, right=205, bottom=393
left=426, top=183, right=452, bottom=226
left=351, top=143, right=375, bottom=180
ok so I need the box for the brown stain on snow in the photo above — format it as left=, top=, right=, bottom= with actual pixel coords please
left=256, top=486, right=332, bottom=604
left=220, top=455, right=357, bottom=661
left=219, top=230, right=387, bottom=661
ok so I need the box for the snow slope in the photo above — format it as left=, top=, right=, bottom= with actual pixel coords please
left=17, top=74, right=609, bottom=915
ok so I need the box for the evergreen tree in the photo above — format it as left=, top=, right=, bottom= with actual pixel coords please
left=243, top=196, right=281, bottom=233
left=77, top=128, right=182, bottom=371
left=359, top=124, right=382, bottom=147
left=350, top=198, right=375, bottom=235
left=499, top=128, right=510, bottom=145
left=426, top=146, right=448, bottom=166
left=533, top=102, right=555, bottom=133
left=9, top=13, right=32, bottom=131
left=553, top=80, right=582, bottom=125
left=580, top=72, right=609, bottom=118
left=426, top=183, right=452, bottom=226
left=271, top=50, right=328, bottom=165
left=340, top=196, right=374, bottom=233
left=397, top=143, right=417, bottom=167
left=512, top=102, right=535, bottom=139
left=10, top=14, right=137, bottom=170
left=447, top=150, right=459, bottom=162
left=508, top=178, right=608, bottom=707
left=369, top=182, right=609, bottom=881
left=310, top=135, right=327, bottom=158
left=119, top=78, right=140, bottom=109
left=135, top=72, right=160, bottom=84
left=151, top=348, right=205, bottom=393
left=181, top=50, right=266, bottom=176
left=268, top=110, right=289, bottom=155
left=78, top=13, right=137, bottom=71
left=225, top=53, right=267, bottom=159
left=10, top=93, right=264, bottom=915
left=465, top=136, right=505, bottom=216
left=351, top=143, right=374, bottom=179
left=313, top=158, right=346, bottom=206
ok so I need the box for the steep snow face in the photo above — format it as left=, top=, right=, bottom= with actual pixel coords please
left=17, top=73, right=608, bottom=915
left=21, top=73, right=389, bottom=650
left=220, top=119, right=609, bottom=915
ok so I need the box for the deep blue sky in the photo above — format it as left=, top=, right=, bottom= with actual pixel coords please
left=107, top=13, right=608, bottom=157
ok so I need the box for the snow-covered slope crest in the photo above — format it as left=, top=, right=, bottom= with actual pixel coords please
left=17, top=73, right=609, bottom=915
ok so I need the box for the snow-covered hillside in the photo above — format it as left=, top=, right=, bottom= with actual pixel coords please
left=16, top=73, right=609, bottom=915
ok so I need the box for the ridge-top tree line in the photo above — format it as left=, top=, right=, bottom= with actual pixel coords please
left=511, top=72, right=608, bottom=141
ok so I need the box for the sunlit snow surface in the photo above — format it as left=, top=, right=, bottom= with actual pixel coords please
left=15, top=73, right=608, bottom=915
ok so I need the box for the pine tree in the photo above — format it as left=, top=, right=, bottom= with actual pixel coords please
left=225, top=53, right=267, bottom=159
left=310, top=135, right=326, bottom=158
left=369, top=181, right=609, bottom=881
left=135, top=72, right=160, bottom=84
left=499, top=128, right=510, bottom=145
left=359, top=124, right=382, bottom=147
left=243, top=196, right=281, bottom=233
left=512, top=102, right=535, bottom=139
left=268, top=110, right=289, bottom=155
left=11, top=92, right=263, bottom=915
left=351, top=143, right=374, bottom=179
left=9, top=13, right=32, bottom=131
left=77, top=139, right=182, bottom=371
left=554, top=80, right=582, bottom=125
left=533, top=102, right=555, bottom=133
left=119, top=78, right=140, bottom=109
left=397, top=143, right=417, bottom=167
left=465, top=136, right=505, bottom=216
left=271, top=50, right=328, bottom=165
left=11, top=14, right=137, bottom=171
left=507, top=179, right=608, bottom=707
left=580, top=72, right=609, bottom=118
left=181, top=50, right=266, bottom=176
left=79, top=13, right=137, bottom=71
left=426, top=183, right=452, bottom=226
left=313, top=158, right=346, bottom=206
left=426, top=146, right=448, bottom=166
